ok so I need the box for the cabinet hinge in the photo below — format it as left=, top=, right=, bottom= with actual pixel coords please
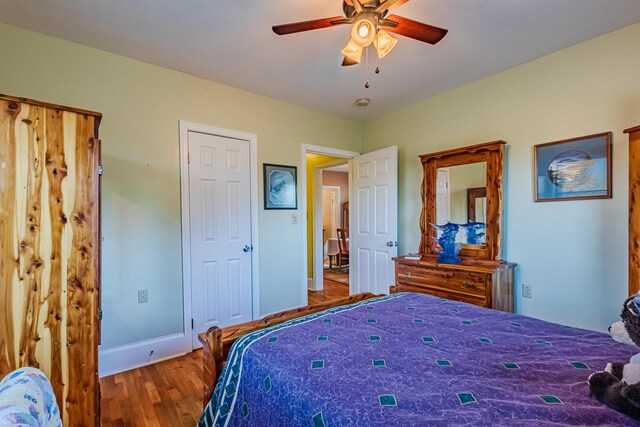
left=187, top=152, right=190, bottom=164
left=98, top=164, right=103, bottom=176
left=98, top=309, right=103, bottom=321
left=191, top=318, right=194, bottom=330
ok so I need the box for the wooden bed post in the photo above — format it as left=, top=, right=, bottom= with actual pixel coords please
left=626, top=124, right=640, bottom=296
left=199, top=327, right=223, bottom=408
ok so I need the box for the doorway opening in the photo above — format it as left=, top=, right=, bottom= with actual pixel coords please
left=318, top=164, right=350, bottom=297
left=300, top=145, right=359, bottom=306
left=300, top=144, right=398, bottom=307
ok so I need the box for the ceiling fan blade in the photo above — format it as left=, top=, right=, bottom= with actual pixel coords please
left=342, top=56, right=359, bottom=66
left=349, top=0, right=364, bottom=13
left=375, top=0, right=409, bottom=14
left=382, top=0, right=410, bottom=10
left=273, top=16, right=346, bottom=35
left=384, top=14, right=448, bottom=44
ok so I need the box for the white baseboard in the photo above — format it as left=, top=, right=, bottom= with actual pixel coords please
left=98, top=332, right=188, bottom=377
left=307, top=277, right=315, bottom=290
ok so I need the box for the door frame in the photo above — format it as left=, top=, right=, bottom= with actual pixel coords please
left=300, top=144, right=359, bottom=302
left=313, top=178, right=345, bottom=291
left=179, top=121, right=260, bottom=351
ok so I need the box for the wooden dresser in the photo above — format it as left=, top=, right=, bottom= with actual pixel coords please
left=0, top=95, right=102, bottom=426
left=393, top=255, right=516, bottom=311
left=394, top=140, right=516, bottom=311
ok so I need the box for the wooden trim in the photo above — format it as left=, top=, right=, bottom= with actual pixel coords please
left=198, top=292, right=381, bottom=408
left=467, top=187, right=486, bottom=222
left=629, top=125, right=640, bottom=296
left=0, top=94, right=102, bottom=123
left=624, top=125, right=640, bottom=134
left=419, top=140, right=506, bottom=162
left=419, top=140, right=505, bottom=260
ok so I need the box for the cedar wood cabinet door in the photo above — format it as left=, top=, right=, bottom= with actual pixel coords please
left=0, top=95, right=102, bottom=426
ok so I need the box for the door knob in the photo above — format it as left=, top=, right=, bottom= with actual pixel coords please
left=242, top=245, right=252, bottom=252
left=386, top=241, right=394, bottom=247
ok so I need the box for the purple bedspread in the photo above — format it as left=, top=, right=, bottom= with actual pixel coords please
left=199, top=292, right=640, bottom=426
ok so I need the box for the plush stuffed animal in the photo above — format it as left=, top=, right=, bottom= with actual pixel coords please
left=588, top=294, right=640, bottom=419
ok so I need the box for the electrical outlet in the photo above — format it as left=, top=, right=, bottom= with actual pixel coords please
left=138, top=289, right=149, bottom=304
left=291, top=213, right=298, bottom=225
left=522, top=284, right=532, bottom=299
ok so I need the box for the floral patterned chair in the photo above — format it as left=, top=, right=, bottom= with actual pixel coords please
left=0, top=367, right=61, bottom=427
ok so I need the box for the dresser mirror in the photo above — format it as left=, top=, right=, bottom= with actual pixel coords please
left=420, top=141, right=506, bottom=260
left=436, top=162, right=487, bottom=245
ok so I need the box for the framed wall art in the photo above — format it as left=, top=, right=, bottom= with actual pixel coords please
left=534, top=132, right=612, bottom=202
left=263, top=163, right=297, bottom=210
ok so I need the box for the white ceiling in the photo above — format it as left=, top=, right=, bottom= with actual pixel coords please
left=1, top=0, right=640, bottom=121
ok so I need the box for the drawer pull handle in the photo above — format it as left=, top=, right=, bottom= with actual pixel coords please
left=407, top=272, right=413, bottom=278
left=462, top=281, right=475, bottom=289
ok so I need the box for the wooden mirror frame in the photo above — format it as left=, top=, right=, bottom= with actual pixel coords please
left=419, top=140, right=506, bottom=260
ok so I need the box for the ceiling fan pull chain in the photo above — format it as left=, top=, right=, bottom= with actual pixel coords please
left=365, top=46, right=371, bottom=88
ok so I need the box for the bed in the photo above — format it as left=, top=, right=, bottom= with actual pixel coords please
left=198, top=291, right=639, bottom=426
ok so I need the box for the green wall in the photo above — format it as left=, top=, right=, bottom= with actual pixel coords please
left=0, top=23, right=362, bottom=349
left=363, top=22, right=640, bottom=332
left=3, top=18, right=640, bottom=353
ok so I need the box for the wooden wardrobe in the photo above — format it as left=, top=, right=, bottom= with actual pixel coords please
left=0, top=95, right=102, bottom=426
left=627, top=124, right=640, bottom=296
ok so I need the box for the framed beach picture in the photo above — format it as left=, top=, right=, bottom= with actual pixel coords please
left=263, top=163, right=297, bottom=210
left=534, top=132, right=612, bottom=202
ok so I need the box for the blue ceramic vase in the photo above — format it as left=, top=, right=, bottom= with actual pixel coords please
left=432, top=222, right=462, bottom=263
left=459, top=221, right=486, bottom=245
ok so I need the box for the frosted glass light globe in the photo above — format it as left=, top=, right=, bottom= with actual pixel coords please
left=351, top=16, right=376, bottom=47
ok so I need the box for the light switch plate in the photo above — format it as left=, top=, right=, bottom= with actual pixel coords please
left=138, top=289, right=149, bottom=304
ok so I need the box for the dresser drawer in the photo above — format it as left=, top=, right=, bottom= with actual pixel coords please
left=395, top=282, right=488, bottom=307
left=396, top=263, right=488, bottom=299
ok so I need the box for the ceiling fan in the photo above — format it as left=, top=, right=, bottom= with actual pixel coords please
left=272, top=0, right=448, bottom=66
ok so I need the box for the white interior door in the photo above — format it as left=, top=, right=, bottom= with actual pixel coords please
left=351, top=146, right=398, bottom=296
left=436, top=168, right=450, bottom=225
left=188, top=131, right=253, bottom=348
left=322, top=186, right=341, bottom=240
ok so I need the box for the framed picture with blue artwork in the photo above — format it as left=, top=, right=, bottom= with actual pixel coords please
left=534, top=132, right=612, bottom=202
left=263, top=163, right=297, bottom=209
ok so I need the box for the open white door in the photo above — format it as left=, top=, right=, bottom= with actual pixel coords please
left=350, top=146, right=398, bottom=295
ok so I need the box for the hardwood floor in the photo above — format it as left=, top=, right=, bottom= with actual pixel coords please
left=100, top=280, right=350, bottom=426
left=308, top=278, right=350, bottom=305
left=100, top=350, right=204, bottom=426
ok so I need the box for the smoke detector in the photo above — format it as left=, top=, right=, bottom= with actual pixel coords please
left=355, top=98, right=370, bottom=107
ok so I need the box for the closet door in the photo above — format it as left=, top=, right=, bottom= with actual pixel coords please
left=0, top=96, right=101, bottom=426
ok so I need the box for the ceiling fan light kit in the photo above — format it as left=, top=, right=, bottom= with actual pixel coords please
left=273, top=0, right=448, bottom=65
left=373, top=30, right=397, bottom=59
left=351, top=13, right=377, bottom=47
left=341, top=39, right=364, bottom=63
